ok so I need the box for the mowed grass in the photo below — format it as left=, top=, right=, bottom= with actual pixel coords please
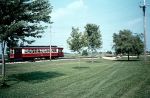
left=0, top=58, right=150, bottom=98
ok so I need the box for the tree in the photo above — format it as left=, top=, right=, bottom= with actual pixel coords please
left=113, top=30, right=133, bottom=60
left=132, top=34, right=144, bottom=59
left=84, top=23, right=102, bottom=63
left=82, top=49, right=88, bottom=56
left=113, top=29, right=144, bottom=60
left=67, top=27, right=83, bottom=53
left=0, top=0, right=52, bottom=86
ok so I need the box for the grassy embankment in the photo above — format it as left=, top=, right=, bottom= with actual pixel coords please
left=0, top=57, right=150, bottom=98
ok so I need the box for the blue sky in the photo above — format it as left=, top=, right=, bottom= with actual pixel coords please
left=32, top=0, right=150, bottom=52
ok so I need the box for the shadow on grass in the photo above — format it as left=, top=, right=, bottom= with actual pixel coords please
left=8, top=71, right=64, bottom=84
left=115, top=59, right=140, bottom=62
left=72, top=66, right=90, bottom=70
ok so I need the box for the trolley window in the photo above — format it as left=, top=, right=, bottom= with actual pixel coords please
left=14, top=49, right=22, bottom=54
left=58, top=49, right=63, bottom=52
left=52, top=49, right=57, bottom=52
left=10, top=49, right=14, bottom=54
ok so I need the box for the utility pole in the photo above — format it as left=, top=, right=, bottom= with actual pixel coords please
left=140, top=0, right=149, bottom=62
left=49, top=25, right=52, bottom=60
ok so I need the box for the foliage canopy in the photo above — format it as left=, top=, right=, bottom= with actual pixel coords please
left=113, top=29, right=144, bottom=60
left=0, top=0, right=52, bottom=47
left=67, top=27, right=84, bottom=53
left=0, top=0, right=52, bottom=85
left=84, top=23, right=102, bottom=51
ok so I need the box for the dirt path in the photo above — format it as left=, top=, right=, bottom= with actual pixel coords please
left=102, top=57, right=117, bottom=60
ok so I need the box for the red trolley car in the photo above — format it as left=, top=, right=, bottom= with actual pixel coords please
left=9, top=46, right=64, bottom=60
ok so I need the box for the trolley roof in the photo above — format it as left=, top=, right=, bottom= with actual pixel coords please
left=11, top=45, right=63, bottom=49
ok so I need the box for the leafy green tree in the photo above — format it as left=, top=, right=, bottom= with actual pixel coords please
left=113, top=30, right=133, bottom=60
left=82, top=49, right=88, bottom=56
left=67, top=27, right=83, bottom=53
left=0, top=0, right=52, bottom=86
left=84, top=23, right=102, bottom=62
left=132, top=34, right=144, bottom=59
left=106, top=51, right=112, bottom=54
left=113, top=30, right=144, bottom=60
left=81, top=31, right=88, bottom=48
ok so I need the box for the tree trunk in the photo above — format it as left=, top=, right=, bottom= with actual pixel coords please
left=92, top=49, right=94, bottom=64
left=79, top=54, right=81, bottom=66
left=1, top=41, right=6, bottom=85
left=137, top=54, right=140, bottom=59
left=128, top=51, right=130, bottom=61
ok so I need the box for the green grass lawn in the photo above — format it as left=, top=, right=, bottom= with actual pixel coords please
left=0, top=58, right=150, bottom=98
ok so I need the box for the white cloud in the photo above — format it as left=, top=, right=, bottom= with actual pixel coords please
left=51, top=0, right=87, bottom=21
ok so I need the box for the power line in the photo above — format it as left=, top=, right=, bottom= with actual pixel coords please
left=49, top=25, right=52, bottom=60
